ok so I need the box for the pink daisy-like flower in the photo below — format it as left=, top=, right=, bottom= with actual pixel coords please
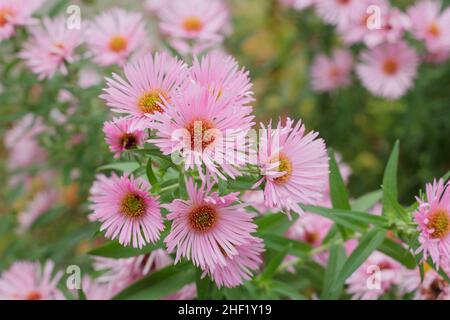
left=190, top=52, right=254, bottom=111
left=150, top=83, right=254, bottom=181
left=310, top=48, right=353, bottom=93
left=408, top=1, right=450, bottom=54
left=0, top=0, right=44, bottom=41
left=414, top=179, right=450, bottom=269
left=356, top=41, right=419, bottom=99
left=346, top=252, right=403, bottom=300
left=19, top=16, right=83, bottom=80
left=0, top=260, right=64, bottom=300
left=89, top=173, right=163, bottom=248
left=86, top=8, right=149, bottom=67
left=164, top=178, right=258, bottom=270
left=201, top=237, right=265, bottom=288
left=315, top=0, right=366, bottom=27
left=157, top=0, right=230, bottom=55
left=17, top=190, right=58, bottom=233
left=255, top=118, right=329, bottom=216
left=103, top=117, right=147, bottom=158
left=100, top=52, right=188, bottom=119
left=81, top=276, right=118, bottom=300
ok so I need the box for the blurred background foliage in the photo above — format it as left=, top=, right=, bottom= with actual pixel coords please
left=0, top=0, right=449, bottom=272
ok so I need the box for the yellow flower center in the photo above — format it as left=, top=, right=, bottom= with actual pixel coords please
left=428, top=209, right=450, bottom=239
left=137, top=89, right=169, bottom=114
left=120, top=193, right=146, bottom=218
left=182, top=16, right=203, bottom=32
left=109, top=35, right=128, bottom=52
left=189, top=204, right=217, bottom=232
left=272, top=153, right=293, bottom=185
left=428, top=22, right=441, bottom=38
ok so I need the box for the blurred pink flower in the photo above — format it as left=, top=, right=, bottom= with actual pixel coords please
left=19, top=16, right=83, bottom=80
left=164, top=178, right=258, bottom=271
left=103, top=117, right=147, bottom=158
left=310, top=48, right=353, bottom=93
left=100, top=52, right=188, bottom=119
left=356, top=41, right=419, bottom=99
left=255, top=118, right=329, bottom=217
left=163, top=284, right=197, bottom=300
left=0, top=0, right=44, bottom=41
left=279, top=0, right=314, bottom=11
left=78, top=67, right=102, bottom=88
left=81, top=276, right=118, bottom=300
left=0, top=260, right=64, bottom=300
left=89, top=173, right=163, bottom=248
left=157, top=0, right=230, bottom=55
left=414, top=179, right=450, bottom=270
left=86, top=8, right=149, bottom=67
left=315, top=0, right=366, bottom=27
left=414, top=268, right=450, bottom=300
left=17, top=190, right=58, bottom=233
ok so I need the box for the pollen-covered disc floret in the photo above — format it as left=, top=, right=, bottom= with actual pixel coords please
left=89, top=173, right=163, bottom=248
left=414, top=179, right=450, bottom=269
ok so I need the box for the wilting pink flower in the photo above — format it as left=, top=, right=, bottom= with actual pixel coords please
left=17, top=190, right=59, bottom=233
left=0, top=0, right=44, bottom=41
left=103, top=117, right=147, bottom=158
left=164, top=178, right=258, bottom=270
left=255, top=118, right=329, bottom=217
left=86, top=8, right=148, bottom=67
left=19, top=16, right=83, bottom=79
left=150, top=83, right=254, bottom=181
left=408, top=1, right=450, bottom=56
left=315, top=0, right=366, bottom=27
left=81, top=276, right=117, bottom=300
left=414, top=179, right=450, bottom=269
left=201, top=237, right=265, bottom=288
left=0, top=260, right=64, bottom=300
left=311, top=48, right=353, bottom=92
left=89, top=173, right=163, bottom=248
left=356, top=42, right=419, bottom=99
left=100, top=52, right=188, bottom=119
left=338, top=0, right=411, bottom=47
left=279, top=0, right=314, bottom=11
left=157, top=0, right=230, bottom=55
left=190, top=52, right=254, bottom=111
left=346, top=252, right=403, bottom=300
left=414, top=268, right=450, bottom=300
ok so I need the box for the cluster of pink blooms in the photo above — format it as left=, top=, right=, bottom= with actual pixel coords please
left=283, top=0, right=450, bottom=99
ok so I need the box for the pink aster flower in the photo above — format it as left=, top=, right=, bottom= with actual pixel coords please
left=81, top=276, right=117, bottom=300
left=310, top=48, right=353, bottom=93
left=279, top=0, right=315, bottom=11
left=346, top=252, right=404, bottom=300
left=19, top=16, right=83, bottom=80
left=86, top=8, right=149, bottom=67
left=255, top=118, right=329, bottom=217
left=17, top=190, right=59, bottom=233
left=414, top=179, right=450, bottom=269
left=89, top=173, right=163, bottom=248
left=164, top=178, right=258, bottom=270
left=157, top=0, right=230, bottom=55
left=190, top=52, right=254, bottom=111
left=356, top=41, right=419, bottom=99
left=408, top=1, right=450, bottom=55
left=149, top=83, right=254, bottom=181
left=163, top=284, right=197, bottom=300
left=100, top=52, right=188, bottom=119
left=315, top=0, right=366, bottom=27
left=414, top=268, right=450, bottom=300
left=201, top=237, right=265, bottom=288
left=0, top=0, right=44, bottom=41
left=103, top=117, right=147, bottom=158
left=0, top=260, right=64, bottom=300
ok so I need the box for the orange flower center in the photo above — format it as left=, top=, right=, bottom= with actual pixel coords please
left=185, top=119, right=217, bottom=151
left=329, top=66, right=342, bottom=80
left=428, top=22, right=441, bottom=38
left=26, top=291, right=42, bottom=300
left=0, top=7, right=14, bottom=27
left=109, top=35, right=128, bottom=52
left=428, top=209, right=450, bottom=239
left=189, top=204, right=217, bottom=232
left=272, top=153, right=293, bottom=185
left=382, top=58, right=399, bottom=75
left=183, top=16, right=203, bottom=32
left=137, top=89, right=170, bottom=114
left=120, top=193, right=146, bottom=218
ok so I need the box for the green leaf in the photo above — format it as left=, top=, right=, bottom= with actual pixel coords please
left=178, top=173, right=188, bottom=199
left=255, top=213, right=289, bottom=234
left=113, top=262, right=196, bottom=300
left=321, top=236, right=346, bottom=299
left=146, top=157, right=160, bottom=193
left=382, top=140, right=400, bottom=219
left=328, top=228, right=386, bottom=296
left=442, top=171, right=450, bottom=182
left=329, top=150, right=351, bottom=210
left=97, top=162, right=140, bottom=173
left=352, top=190, right=382, bottom=212
left=263, top=234, right=311, bottom=258
left=378, top=238, right=416, bottom=269
left=260, top=244, right=291, bottom=282
left=196, top=269, right=217, bottom=300
left=272, top=281, right=307, bottom=300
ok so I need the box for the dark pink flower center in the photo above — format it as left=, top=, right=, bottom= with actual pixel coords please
left=120, top=133, right=138, bottom=150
